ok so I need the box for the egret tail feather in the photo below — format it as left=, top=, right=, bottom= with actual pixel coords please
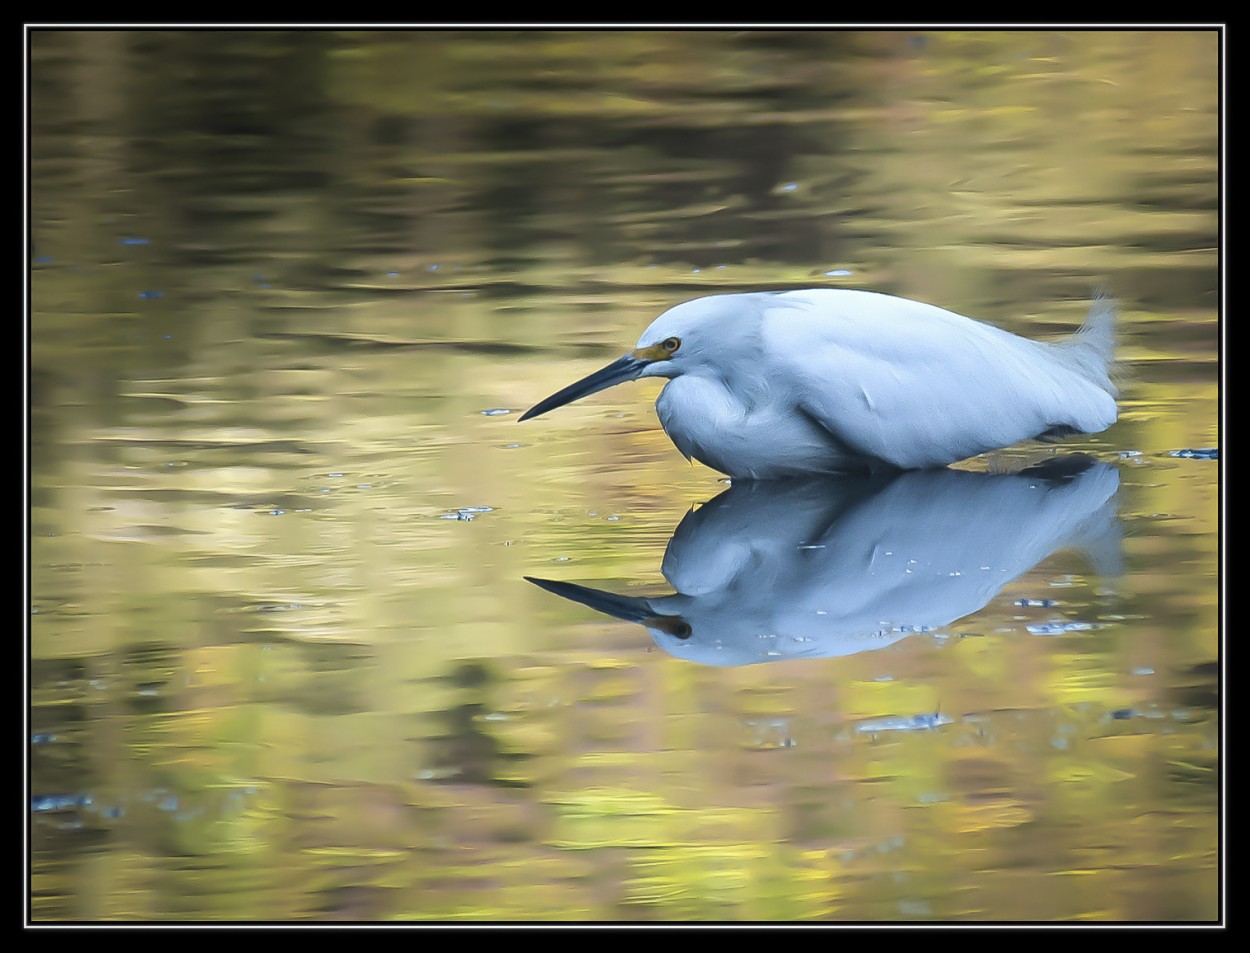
left=1054, top=293, right=1117, bottom=397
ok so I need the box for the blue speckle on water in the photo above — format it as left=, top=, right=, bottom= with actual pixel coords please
left=779, top=182, right=799, bottom=192
left=1169, top=448, right=1218, bottom=460
left=120, top=236, right=150, bottom=245
left=481, top=408, right=511, bottom=416
left=386, top=271, right=400, bottom=277
left=1111, top=708, right=1134, bottom=720
left=442, top=505, right=494, bottom=521
left=856, top=711, right=951, bottom=734
left=1027, top=621, right=1097, bottom=635
left=32, top=794, right=90, bottom=812
left=428, top=263, right=439, bottom=271
left=34, top=255, right=54, bottom=264
left=138, top=290, right=164, bottom=299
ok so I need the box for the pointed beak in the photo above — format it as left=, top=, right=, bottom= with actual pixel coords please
left=518, top=354, right=649, bottom=422
left=525, top=576, right=692, bottom=639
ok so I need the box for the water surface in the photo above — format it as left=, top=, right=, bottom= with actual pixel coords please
left=29, top=29, right=1220, bottom=923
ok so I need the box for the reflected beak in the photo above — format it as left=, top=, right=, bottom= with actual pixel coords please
left=518, top=354, right=649, bottom=422
left=525, top=576, right=692, bottom=639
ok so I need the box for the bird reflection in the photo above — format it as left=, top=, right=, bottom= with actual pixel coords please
left=527, top=456, right=1122, bottom=666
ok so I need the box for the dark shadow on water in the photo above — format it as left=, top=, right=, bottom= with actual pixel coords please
left=529, top=455, right=1123, bottom=666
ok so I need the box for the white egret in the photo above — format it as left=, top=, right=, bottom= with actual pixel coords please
left=519, top=289, right=1117, bottom=478
left=527, top=458, right=1123, bottom=666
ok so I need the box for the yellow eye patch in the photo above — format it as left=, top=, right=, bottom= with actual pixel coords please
left=632, top=337, right=681, bottom=361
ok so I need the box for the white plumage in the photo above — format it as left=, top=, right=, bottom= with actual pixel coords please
left=520, top=289, right=1117, bottom=479
left=527, top=460, right=1123, bottom=666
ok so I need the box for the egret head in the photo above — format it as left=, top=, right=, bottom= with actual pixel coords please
left=518, top=294, right=758, bottom=421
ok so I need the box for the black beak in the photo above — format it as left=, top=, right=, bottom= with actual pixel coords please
left=525, top=576, right=655, bottom=623
left=518, top=354, right=648, bottom=422
left=525, top=576, right=692, bottom=639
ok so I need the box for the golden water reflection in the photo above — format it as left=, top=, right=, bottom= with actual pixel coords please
left=30, top=29, right=1219, bottom=922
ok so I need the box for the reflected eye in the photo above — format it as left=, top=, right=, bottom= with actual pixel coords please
left=650, top=616, right=693, bottom=640
left=661, top=337, right=681, bottom=353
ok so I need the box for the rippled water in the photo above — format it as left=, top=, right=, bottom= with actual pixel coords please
left=29, top=29, right=1220, bottom=923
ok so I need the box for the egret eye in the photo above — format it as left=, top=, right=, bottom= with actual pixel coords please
left=662, top=337, right=681, bottom=353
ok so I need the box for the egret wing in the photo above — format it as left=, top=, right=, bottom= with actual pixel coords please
left=762, top=291, right=1114, bottom=468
